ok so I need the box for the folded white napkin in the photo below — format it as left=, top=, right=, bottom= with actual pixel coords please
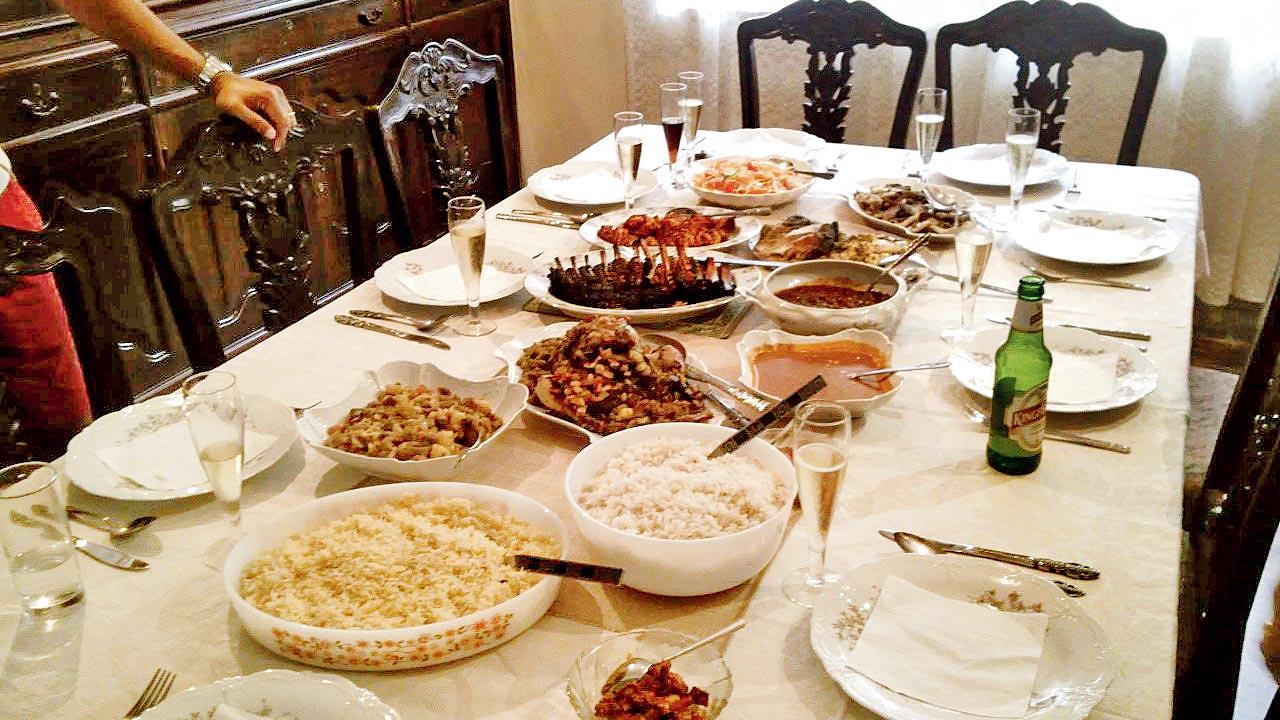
left=95, top=421, right=275, bottom=491
left=847, top=576, right=1048, bottom=718
left=398, top=263, right=523, bottom=303
left=710, top=129, right=811, bottom=160
left=541, top=167, right=624, bottom=204
left=212, top=704, right=273, bottom=720
left=1035, top=213, right=1159, bottom=262
left=1048, top=351, right=1118, bottom=405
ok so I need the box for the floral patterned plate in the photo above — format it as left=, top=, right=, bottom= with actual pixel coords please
left=138, top=669, right=398, bottom=719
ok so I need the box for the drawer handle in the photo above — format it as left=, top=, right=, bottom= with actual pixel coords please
left=19, top=83, right=60, bottom=119
left=358, top=6, right=383, bottom=25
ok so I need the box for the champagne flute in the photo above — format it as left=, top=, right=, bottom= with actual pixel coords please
left=942, top=224, right=996, bottom=344
left=182, top=371, right=246, bottom=570
left=782, top=400, right=852, bottom=608
left=677, top=70, right=704, bottom=181
left=659, top=82, right=687, bottom=188
left=914, top=88, right=946, bottom=179
left=447, top=195, right=494, bottom=337
left=1006, top=107, right=1041, bottom=223
left=614, top=111, right=644, bottom=210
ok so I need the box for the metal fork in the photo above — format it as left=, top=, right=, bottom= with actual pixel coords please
left=1062, top=168, right=1082, bottom=205
left=123, top=668, right=176, bottom=718
left=350, top=309, right=449, bottom=333
left=1022, top=263, right=1151, bottom=292
left=509, top=208, right=601, bottom=224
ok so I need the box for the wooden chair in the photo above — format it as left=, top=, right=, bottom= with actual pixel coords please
left=935, top=0, right=1166, bottom=165
left=737, top=0, right=927, bottom=147
left=368, top=38, right=520, bottom=246
left=1177, top=261, right=1280, bottom=717
left=145, top=102, right=379, bottom=372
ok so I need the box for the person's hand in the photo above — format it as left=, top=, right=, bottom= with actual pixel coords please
left=210, top=73, right=295, bottom=152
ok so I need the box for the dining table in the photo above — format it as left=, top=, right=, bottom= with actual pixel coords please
left=0, top=125, right=1202, bottom=720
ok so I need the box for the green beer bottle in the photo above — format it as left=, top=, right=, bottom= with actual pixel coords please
left=987, top=276, right=1052, bottom=475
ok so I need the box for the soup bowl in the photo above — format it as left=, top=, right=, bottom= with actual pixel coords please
left=736, top=327, right=903, bottom=416
left=739, top=259, right=925, bottom=336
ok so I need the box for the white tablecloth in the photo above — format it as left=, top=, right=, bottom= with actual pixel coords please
left=0, top=128, right=1201, bottom=720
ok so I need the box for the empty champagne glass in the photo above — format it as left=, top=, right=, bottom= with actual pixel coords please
left=942, top=224, right=996, bottom=344
left=447, top=195, right=494, bottom=337
left=0, top=462, right=84, bottom=613
left=614, top=111, right=645, bottom=210
left=182, top=371, right=246, bottom=570
left=914, top=88, right=946, bottom=178
left=659, top=82, right=687, bottom=188
left=782, top=401, right=852, bottom=607
left=1006, top=107, right=1041, bottom=223
left=677, top=70, right=704, bottom=180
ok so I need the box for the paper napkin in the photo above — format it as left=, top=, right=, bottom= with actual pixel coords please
left=709, top=129, right=811, bottom=160
left=847, top=576, right=1048, bottom=717
left=1048, top=351, right=1118, bottom=405
left=95, top=421, right=275, bottom=491
left=398, top=263, right=523, bottom=304
left=542, top=167, right=624, bottom=204
left=212, top=704, right=272, bottom=720
left=1038, top=212, right=1159, bottom=262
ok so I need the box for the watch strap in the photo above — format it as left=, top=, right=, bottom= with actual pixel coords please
left=195, top=55, right=234, bottom=93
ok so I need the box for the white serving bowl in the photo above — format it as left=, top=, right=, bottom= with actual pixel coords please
left=224, top=482, right=567, bottom=671
left=736, top=327, right=902, bottom=416
left=564, top=423, right=797, bottom=596
left=739, top=259, right=925, bottom=336
left=689, top=155, right=816, bottom=208
left=298, top=361, right=528, bottom=481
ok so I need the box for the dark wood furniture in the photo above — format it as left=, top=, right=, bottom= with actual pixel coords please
left=369, top=37, right=519, bottom=247
left=737, top=0, right=927, bottom=147
left=935, top=0, right=1165, bottom=165
left=0, top=0, right=517, bottom=444
left=1178, top=262, right=1280, bottom=717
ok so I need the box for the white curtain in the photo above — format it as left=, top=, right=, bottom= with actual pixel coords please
left=622, top=0, right=1280, bottom=305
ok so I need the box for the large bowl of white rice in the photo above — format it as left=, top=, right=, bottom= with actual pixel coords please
left=564, top=423, right=797, bottom=596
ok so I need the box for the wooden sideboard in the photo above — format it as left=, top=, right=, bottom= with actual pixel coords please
left=0, top=0, right=518, bottom=415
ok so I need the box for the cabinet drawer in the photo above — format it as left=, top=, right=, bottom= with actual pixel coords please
left=0, top=54, right=136, bottom=141
left=150, top=0, right=405, bottom=95
left=409, top=0, right=484, bottom=22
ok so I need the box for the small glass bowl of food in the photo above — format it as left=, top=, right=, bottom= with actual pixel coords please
left=567, top=629, right=733, bottom=720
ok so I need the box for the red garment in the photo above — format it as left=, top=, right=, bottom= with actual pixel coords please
left=0, top=156, right=93, bottom=437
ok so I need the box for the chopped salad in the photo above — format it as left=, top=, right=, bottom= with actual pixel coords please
left=693, top=157, right=808, bottom=195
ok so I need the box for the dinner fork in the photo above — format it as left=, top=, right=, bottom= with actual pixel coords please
left=962, top=405, right=1131, bottom=454
left=509, top=208, right=601, bottom=224
left=1062, top=168, right=1082, bottom=206
left=1021, top=263, right=1151, bottom=292
left=350, top=309, right=449, bottom=333
left=123, top=668, right=176, bottom=718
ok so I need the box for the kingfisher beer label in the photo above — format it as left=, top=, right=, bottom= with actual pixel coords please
left=1002, top=381, right=1048, bottom=451
left=1010, top=299, right=1043, bottom=333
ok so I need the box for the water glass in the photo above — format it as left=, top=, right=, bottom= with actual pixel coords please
left=782, top=401, right=852, bottom=608
left=446, top=195, right=494, bottom=337
left=1006, top=107, right=1042, bottom=222
left=182, top=371, right=246, bottom=569
left=914, top=88, right=947, bottom=177
left=613, top=111, right=645, bottom=209
left=0, top=463, right=83, bottom=613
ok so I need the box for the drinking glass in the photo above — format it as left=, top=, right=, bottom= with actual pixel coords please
left=0, top=462, right=84, bottom=613
left=677, top=70, right=704, bottom=180
left=613, top=111, right=645, bottom=210
left=942, top=224, right=996, bottom=344
left=1006, top=107, right=1041, bottom=222
left=914, top=88, right=947, bottom=178
left=659, top=82, right=687, bottom=188
left=182, top=371, right=246, bottom=569
left=782, top=401, right=852, bottom=607
left=446, top=195, right=494, bottom=337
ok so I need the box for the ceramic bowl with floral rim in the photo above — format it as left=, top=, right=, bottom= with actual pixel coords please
left=138, top=669, right=399, bottom=719
left=736, top=327, right=903, bottom=417
left=223, top=482, right=567, bottom=671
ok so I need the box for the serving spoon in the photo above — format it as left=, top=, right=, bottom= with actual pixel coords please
left=604, top=619, right=746, bottom=693
left=642, top=334, right=773, bottom=413
left=845, top=360, right=950, bottom=381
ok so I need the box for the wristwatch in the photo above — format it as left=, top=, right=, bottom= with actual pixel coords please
left=194, top=54, right=235, bottom=93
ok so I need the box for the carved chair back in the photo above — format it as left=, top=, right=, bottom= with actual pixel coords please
left=737, top=0, right=927, bottom=147
left=935, top=0, right=1166, bottom=165
left=1178, top=262, right=1280, bottom=717
left=368, top=38, right=520, bottom=245
left=146, top=103, right=377, bottom=371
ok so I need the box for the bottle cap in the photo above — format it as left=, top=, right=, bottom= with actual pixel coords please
left=1017, top=275, right=1046, bottom=300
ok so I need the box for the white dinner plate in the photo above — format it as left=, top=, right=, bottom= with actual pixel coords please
left=527, top=159, right=659, bottom=206
left=493, top=322, right=722, bottom=442
left=524, top=255, right=759, bottom=324
left=138, top=669, right=399, bottom=719
left=579, top=207, right=762, bottom=253
left=948, top=326, right=1158, bottom=414
left=64, top=392, right=296, bottom=501
left=1014, top=208, right=1178, bottom=265
left=811, top=554, right=1114, bottom=720
left=933, top=144, right=1069, bottom=187
left=698, top=127, right=827, bottom=160
left=848, top=177, right=976, bottom=242
left=374, top=242, right=537, bottom=306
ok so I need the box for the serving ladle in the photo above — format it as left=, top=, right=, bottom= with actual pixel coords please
left=604, top=619, right=746, bottom=693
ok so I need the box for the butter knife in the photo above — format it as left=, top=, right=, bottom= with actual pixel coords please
left=985, top=314, right=1151, bottom=342
left=73, top=536, right=148, bottom=571
left=931, top=271, right=1020, bottom=298
left=878, top=530, right=1099, bottom=580
left=334, top=315, right=451, bottom=350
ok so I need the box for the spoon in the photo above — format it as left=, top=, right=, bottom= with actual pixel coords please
left=604, top=619, right=746, bottom=693
left=846, top=360, right=950, bottom=381
left=65, top=506, right=156, bottom=540
left=882, top=531, right=1086, bottom=597
left=643, top=334, right=773, bottom=413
